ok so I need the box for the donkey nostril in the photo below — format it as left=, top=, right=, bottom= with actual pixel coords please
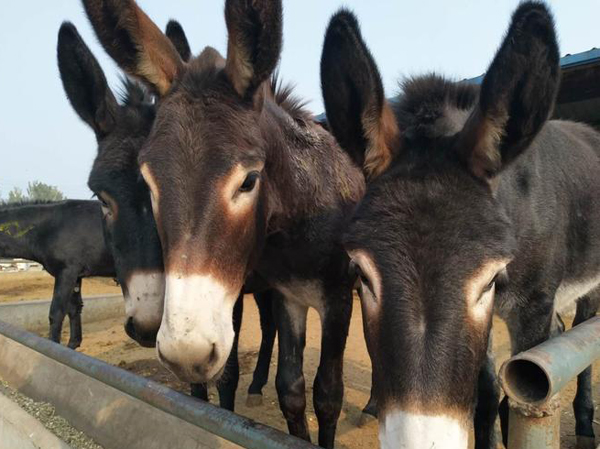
left=125, top=317, right=137, bottom=338
left=208, top=344, right=218, bottom=365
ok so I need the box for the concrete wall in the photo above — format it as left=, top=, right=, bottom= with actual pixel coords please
left=0, top=295, right=124, bottom=332
left=0, top=333, right=241, bottom=449
left=0, top=392, right=71, bottom=449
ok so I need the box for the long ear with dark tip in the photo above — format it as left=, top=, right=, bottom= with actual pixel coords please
left=458, top=1, right=560, bottom=180
left=166, top=20, right=191, bottom=62
left=82, top=0, right=184, bottom=96
left=57, top=22, right=118, bottom=138
left=224, top=0, right=283, bottom=101
left=320, top=10, right=400, bottom=180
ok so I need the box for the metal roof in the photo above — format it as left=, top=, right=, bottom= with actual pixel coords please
left=560, top=47, right=600, bottom=69
left=465, top=47, right=600, bottom=85
left=315, top=47, right=600, bottom=125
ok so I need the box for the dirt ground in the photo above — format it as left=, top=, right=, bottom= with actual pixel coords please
left=62, top=297, right=599, bottom=449
left=3, top=272, right=599, bottom=448
left=0, top=271, right=120, bottom=303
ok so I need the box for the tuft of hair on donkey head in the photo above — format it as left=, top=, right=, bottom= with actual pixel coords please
left=81, top=0, right=286, bottom=384
left=322, top=2, right=570, bottom=448
left=57, top=20, right=193, bottom=348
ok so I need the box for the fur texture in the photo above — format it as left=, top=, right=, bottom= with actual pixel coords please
left=321, top=3, right=600, bottom=448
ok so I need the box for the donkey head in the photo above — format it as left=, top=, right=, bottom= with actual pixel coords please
left=82, top=0, right=282, bottom=382
left=321, top=3, right=559, bottom=447
left=57, top=21, right=192, bottom=347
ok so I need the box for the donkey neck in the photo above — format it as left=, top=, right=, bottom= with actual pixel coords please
left=261, top=99, right=364, bottom=233
left=0, top=215, right=40, bottom=261
left=0, top=204, right=59, bottom=262
left=0, top=235, right=38, bottom=261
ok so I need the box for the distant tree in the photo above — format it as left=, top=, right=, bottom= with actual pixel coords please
left=7, top=187, right=26, bottom=203
left=5, top=182, right=65, bottom=204
left=26, top=181, right=65, bottom=202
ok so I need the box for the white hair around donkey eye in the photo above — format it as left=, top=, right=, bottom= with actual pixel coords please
left=465, top=259, right=510, bottom=323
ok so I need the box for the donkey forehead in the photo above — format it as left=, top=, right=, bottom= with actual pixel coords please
left=89, top=133, right=147, bottom=190
left=345, top=174, right=514, bottom=263
left=139, top=92, right=265, bottom=169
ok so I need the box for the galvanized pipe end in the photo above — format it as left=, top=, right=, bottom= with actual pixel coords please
left=500, top=357, right=552, bottom=405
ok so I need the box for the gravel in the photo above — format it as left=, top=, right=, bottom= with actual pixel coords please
left=0, top=378, right=104, bottom=449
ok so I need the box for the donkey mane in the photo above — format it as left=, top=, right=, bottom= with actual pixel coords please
left=118, top=76, right=153, bottom=109
left=0, top=200, right=60, bottom=211
left=270, top=72, right=311, bottom=123
left=394, top=74, right=479, bottom=140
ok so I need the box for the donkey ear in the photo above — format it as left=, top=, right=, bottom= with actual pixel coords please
left=82, top=0, right=184, bottom=96
left=458, top=2, right=560, bottom=180
left=224, top=0, right=283, bottom=101
left=166, top=20, right=192, bottom=63
left=321, top=10, right=400, bottom=180
left=57, top=22, right=118, bottom=138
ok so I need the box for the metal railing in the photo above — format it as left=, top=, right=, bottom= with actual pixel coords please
left=0, top=320, right=317, bottom=449
left=499, top=316, right=600, bottom=449
left=3, top=308, right=596, bottom=448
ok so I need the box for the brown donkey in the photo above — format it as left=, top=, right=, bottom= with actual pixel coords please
left=82, top=0, right=364, bottom=446
left=321, top=2, right=600, bottom=449
left=57, top=20, right=278, bottom=412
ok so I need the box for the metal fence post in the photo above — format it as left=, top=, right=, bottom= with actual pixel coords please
left=506, top=396, right=560, bottom=449
left=500, top=317, right=600, bottom=449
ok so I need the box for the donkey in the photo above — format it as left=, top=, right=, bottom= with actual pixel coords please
left=57, top=21, right=276, bottom=410
left=81, top=0, right=364, bottom=445
left=0, top=200, right=115, bottom=348
left=321, top=3, right=600, bottom=448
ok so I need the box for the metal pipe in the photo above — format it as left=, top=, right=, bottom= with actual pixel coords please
left=499, top=316, right=600, bottom=406
left=0, top=320, right=317, bottom=449
left=506, top=398, right=560, bottom=449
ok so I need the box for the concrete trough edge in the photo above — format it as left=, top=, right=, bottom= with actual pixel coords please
left=0, top=295, right=124, bottom=332
left=0, top=320, right=317, bottom=449
left=0, top=391, right=72, bottom=449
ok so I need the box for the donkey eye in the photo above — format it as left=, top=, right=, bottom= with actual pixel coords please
left=98, top=197, right=110, bottom=212
left=356, top=265, right=372, bottom=292
left=482, top=275, right=498, bottom=294
left=239, top=171, right=260, bottom=193
left=96, top=193, right=116, bottom=220
left=101, top=204, right=112, bottom=219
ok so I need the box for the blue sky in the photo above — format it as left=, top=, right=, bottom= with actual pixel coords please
left=0, top=1, right=598, bottom=200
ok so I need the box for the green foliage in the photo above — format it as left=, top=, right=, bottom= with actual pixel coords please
left=4, top=182, right=65, bottom=204
left=26, top=181, right=65, bottom=202
left=7, top=187, right=26, bottom=204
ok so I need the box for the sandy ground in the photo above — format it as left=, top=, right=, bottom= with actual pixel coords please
left=63, top=297, right=599, bottom=449
left=3, top=272, right=599, bottom=448
left=0, top=271, right=120, bottom=303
